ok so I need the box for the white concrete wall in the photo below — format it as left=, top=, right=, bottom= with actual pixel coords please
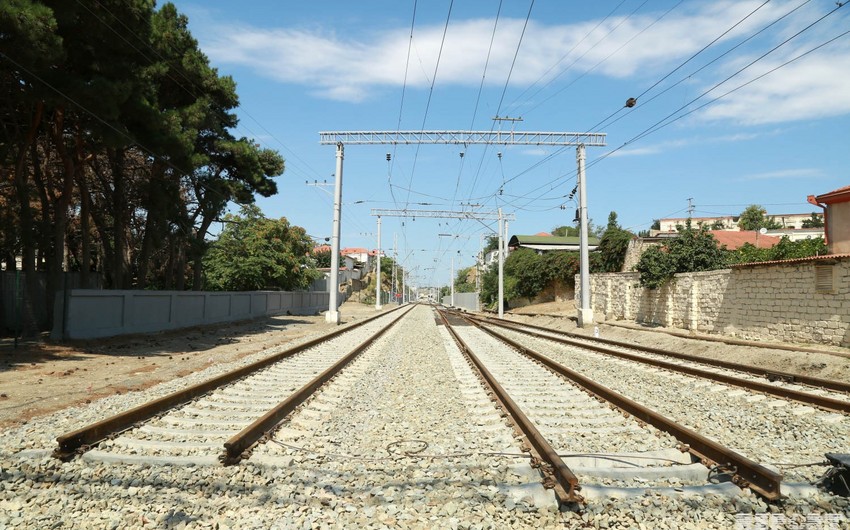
left=580, top=258, right=850, bottom=347
left=53, top=290, right=331, bottom=339
left=443, top=292, right=480, bottom=312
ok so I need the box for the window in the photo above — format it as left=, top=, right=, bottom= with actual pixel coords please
left=815, top=264, right=834, bottom=294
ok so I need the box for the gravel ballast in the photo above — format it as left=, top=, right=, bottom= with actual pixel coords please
left=0, top=304, right=848, bottom=528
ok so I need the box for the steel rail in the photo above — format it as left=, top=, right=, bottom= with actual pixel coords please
left=437, top=309, right=582, bottom=505
left=478, top=314, right=850, bottom=394
left=468, top=314, right=850, bottom=414
left=223, top=304, right=416, bottom=463
left=459, top=313, right=784, bottom=500
left=54, top=305, right=408, bottom=460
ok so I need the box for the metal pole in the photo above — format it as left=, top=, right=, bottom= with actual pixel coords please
left=498, top=208, right=504, bottom=318
left=577, top=144, right=593, bottom=327
left=375, top=216, right=382, bottom=310
left=326, top=143, right=344, bottom=324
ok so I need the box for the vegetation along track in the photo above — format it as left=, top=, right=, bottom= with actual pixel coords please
left=53, top=304, right=414, bottom=465
left=437, top=308, right=783, bottom=503
left=457, top=310, right=850, bottom=488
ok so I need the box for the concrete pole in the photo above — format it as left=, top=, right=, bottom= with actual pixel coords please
left=392, top=234, right=397, bottom=303
left=450, top=255, right=455, bottom=307
left=498, top=208, right=504, bottom=318
left=577, top=144, right=593, bottom=327
left=375, top=216, right=382, bottom=310
left=326, top=142, right=344, bottom=324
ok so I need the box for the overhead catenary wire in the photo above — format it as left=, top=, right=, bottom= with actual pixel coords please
left=403, top=0, right=454, bottom=210
left=482, top=0, right=845, bottom=220
left=589, top=9, right=849, bottom=169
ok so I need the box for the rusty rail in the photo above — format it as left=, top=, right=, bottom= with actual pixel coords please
left=468, top=314, right=850, bottom=414
left=54, top=305, right=408, bottom=460
left=223, top=304, right=415, bottom=463
left=459, top=313, right=783, bottom=500
left=437, top=310, right=582, bottom=505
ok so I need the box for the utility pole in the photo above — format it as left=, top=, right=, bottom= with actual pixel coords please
left=321, top=130, right=605, bottom=324
left=375, top=216, right=382, bottom=310
left=325, top=143, right=343, bottom=324
left=577, top=144, right=592, bottom=327
left=498, top=208, right=505, bottom=318
left=687, top=198, right=695, bottom=219
left=450, top=255, right=455, bottom=307
left=391, top=234, right=397, bottom=304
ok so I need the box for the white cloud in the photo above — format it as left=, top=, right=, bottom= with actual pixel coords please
left=196, top=0, right=850, bottom=126
left=741, top=168, right=826, bottom=180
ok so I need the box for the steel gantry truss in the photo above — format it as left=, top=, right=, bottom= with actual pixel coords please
left=320, top=130, right=606, bottom=147
left=320, top=130, right=605, bottom=326
left=370, top=209, right=516, bottom=317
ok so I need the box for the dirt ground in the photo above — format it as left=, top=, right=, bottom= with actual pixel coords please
left=2, top=299, right=849, bottom=428
left=0, top=300, right=385, bottom=428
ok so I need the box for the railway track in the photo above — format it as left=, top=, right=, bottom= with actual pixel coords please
left=53, top=304, right=414, bottom=465
left=437, top=308, right=785, bottom=504
left=473, top=312, right=850, bottom=406
left=43, top=304, right=849, bottom=511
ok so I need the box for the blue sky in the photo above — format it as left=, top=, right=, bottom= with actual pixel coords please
left=170, top=0, right=850, bottom=287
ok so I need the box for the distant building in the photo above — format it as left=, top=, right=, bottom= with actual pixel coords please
left=658, top=212, right=822, bottom=233
left=809, top=185, right=850, bottom=254
left=508, top=234, right=600, bottom=253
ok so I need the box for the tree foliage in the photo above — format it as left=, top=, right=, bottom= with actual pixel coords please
left=593, top=211, right=634, bottom=273
left=737, top=205, right=782, bottom=231
left=203, top=206, right=316, bottom=291
left=727, top=236, right=828, bottom=265
left=801, top=213, right=824, bottom=228
left=634, top=220, right=727, bottom=288
left=454, top=266, right=476, bottom=293
left=0, top=1, right=283, bottom=325
left=479, top=249, right=580, bottom=307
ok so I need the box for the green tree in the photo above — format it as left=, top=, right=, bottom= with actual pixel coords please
left=728, top=236, right=828, bottom=265
left=482, top=235, right=499, bottom=254
left=635, top=220, right=727, bottom=288
left=552, top=225, right=579, bottom=237
left=203, top=205, right=317, bottom=291
left=594, top=211, right=634, bottom=273
left=737, top=205, right=782, bottom=231
left=801, top=213, right=824, bottom=228
left=454, top=266, right=476, bottom=293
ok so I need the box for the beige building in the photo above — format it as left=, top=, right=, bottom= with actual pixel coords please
left=658, top=212, right=821, bottom=232
left=809, top=185, right=850, bottom=254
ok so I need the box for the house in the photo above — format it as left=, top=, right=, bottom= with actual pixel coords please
left=809, top=185, right=850, bottom=254
left=508, top=234, right=600, bottom=253
left=709, top=230, right=781, bottom=250
left=658, top=212, right=822, bottom=233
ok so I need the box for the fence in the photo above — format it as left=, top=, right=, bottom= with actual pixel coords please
left=1, top=272, right=102, bottom=337
left=442, top=292, right=480, bottom=312
left=580, top=255, right=850, bottom=347
left=51, top=289, right=333, bottom=340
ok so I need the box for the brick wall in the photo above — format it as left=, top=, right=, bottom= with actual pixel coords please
left=580, top=257, right=850, bottom=347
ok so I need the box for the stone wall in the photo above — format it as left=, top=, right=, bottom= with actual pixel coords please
left=581, top=257, right=850, bottom=347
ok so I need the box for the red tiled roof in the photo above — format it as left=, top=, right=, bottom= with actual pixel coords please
left=815, top=185, right=850, bottom=204
left=710, top=230, right=781, bottom=250
left=731, top=253, right=850, bottom=268
left=534, top=232, right=553, bottom=237
left=340, top=247, right=368, bottom=255
left=312, top=245, right=331, bottom=253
